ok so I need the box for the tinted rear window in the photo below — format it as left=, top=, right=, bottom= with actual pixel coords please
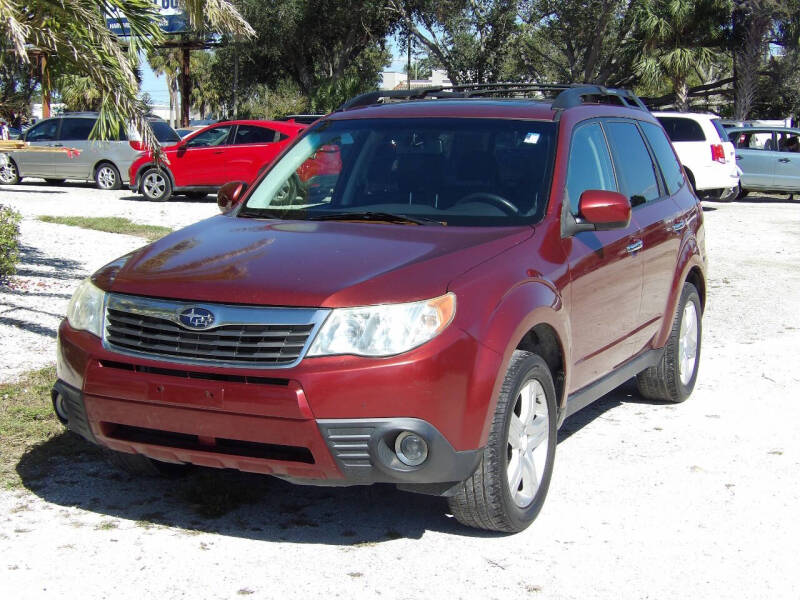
left=150, top=120, right=180, bottom=143
left=657, top=117, right=706, bottom=142
left=604, top=121, right=660, bottom=205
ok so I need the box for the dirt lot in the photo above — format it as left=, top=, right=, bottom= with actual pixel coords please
left=1, top=181, right=799, bottom=600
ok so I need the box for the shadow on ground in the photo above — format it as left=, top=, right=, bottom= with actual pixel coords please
left=16, top=379, right=662, bottom=545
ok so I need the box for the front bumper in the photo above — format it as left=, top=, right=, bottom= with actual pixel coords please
left=55, top=319, right=494, bottom=494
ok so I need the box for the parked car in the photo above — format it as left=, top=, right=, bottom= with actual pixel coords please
left=53, top=85, right=706, bottom=533
left=0, top=113, right=180, bottom=189
left=129, top=119, right=306, bottom=202
left=726, top=126, right=800, bottom=197
left=654, top=111, right=740, bottom=201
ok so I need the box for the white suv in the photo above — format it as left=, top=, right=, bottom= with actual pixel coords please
left=654, top=111, right=740, bottom=201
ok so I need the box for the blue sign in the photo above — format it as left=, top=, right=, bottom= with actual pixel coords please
left=107, top=0, right=188, bottom=37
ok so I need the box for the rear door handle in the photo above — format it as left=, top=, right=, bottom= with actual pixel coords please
left=779, top=158, right=791, bottom=163
left=626, top=240, right=644, bottom=254
left=671, top=220, right=686, bottom=233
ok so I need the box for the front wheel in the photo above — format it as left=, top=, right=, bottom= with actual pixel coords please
left=0, top=158, right=20, bottom=185
left=636, top=282, right=702, bottom=402
left=448, top=350, right=557, bottom=532
left=140, top=167, right=172, bottom=202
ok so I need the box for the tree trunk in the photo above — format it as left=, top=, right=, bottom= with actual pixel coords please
left=674, top=78, right=689, bottom=111
left=180, top=46, right=191, bottom=127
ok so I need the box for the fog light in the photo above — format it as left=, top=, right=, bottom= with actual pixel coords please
left=395, top=431, right=428, bottom=466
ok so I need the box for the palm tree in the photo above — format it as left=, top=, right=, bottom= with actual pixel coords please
left=148, top=48, right=183, bottom=126
left=634, top=0, right=730, bottom=111
left=0, top=0, right=253, bottom=150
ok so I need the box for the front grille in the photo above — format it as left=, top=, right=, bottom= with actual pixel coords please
left=103, top=294, right=328, bottom=368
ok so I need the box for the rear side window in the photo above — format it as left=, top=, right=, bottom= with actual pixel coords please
left=641, top=122, right=685, bottom=196
left=149, top=120, right=180, bottom=143
left=657, top=117, right=706, bottom=142
left=604, top=121, right=660, bottom=206
left=234, top=125, right=279, bottom=144
left=59, top=118, right=95, bottom=141
left=731, top=131, right=773, bottom=150
left=566, top=122, right=617, bottom=214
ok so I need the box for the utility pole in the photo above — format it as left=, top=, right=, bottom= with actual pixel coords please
left=407, top=30, right=412, bottom=90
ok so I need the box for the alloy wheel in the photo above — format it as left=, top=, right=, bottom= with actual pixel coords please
left=507, top=379, right=550, bottom=508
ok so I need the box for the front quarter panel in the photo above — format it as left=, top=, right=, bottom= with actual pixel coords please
left=448, top=237, right=570, bottom=445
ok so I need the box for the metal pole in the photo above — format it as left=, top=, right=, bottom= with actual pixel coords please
left=407, top=32, right=411, bottom=90
left=233, top=41, right=239, bottom=119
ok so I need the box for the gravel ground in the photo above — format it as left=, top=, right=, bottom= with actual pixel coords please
left=1, top=181, right=799, bottom=600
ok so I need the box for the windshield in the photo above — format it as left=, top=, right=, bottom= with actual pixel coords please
left=240, top=118, right=556, bottom=226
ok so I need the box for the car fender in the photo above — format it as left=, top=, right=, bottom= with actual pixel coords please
left=655, top=235, right=706, bottom=349
left=134, top=162, right=175, bottom=191
left=462, top=280, right=570, bottom=447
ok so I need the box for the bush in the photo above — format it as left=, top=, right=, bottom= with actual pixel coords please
left=0, top=203, right=22, bottom=278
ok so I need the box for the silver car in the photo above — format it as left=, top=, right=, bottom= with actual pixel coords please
left=0, top=113, right=180, bottom=189
left=727, top=127, right=800, bottom=196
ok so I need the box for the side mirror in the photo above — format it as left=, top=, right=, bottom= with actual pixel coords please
left=217, top=181, right=248, bottom=214
left=579, top=190, right=631, bottom=229
left=562, top=190, right=631, bottom=236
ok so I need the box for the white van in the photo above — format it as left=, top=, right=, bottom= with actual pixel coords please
left=654, top=111, right=740, bottom=201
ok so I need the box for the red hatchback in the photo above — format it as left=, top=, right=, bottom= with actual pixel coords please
left=129, top=119, right=305, bottom=202
left=55, top=85, right=706, bottom=532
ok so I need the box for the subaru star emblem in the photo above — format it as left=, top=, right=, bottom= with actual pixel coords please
left=179, top=307, right=215, bottom=329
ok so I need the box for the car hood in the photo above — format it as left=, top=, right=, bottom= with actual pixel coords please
left=102, top=215, right=532, bottom=307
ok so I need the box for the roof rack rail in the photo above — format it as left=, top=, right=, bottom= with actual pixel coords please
left=338, top=82, right=648, bottom=113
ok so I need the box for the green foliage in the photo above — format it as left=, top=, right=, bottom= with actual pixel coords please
left=55, top=73, right=103, bottom=112
left=0, top=203, right=22, bottom=278
left=210, top=0, right=395, bottom=114
left=389, top=0, right=519, bottom=84
left=752, top=52, right=800, bottom=119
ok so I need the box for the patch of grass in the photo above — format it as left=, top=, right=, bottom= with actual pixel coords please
left=38, top=216, right=172, bottom=242
left=95, top=520, right=119, bottom=531
left=0, top=366, right=61, bottom=488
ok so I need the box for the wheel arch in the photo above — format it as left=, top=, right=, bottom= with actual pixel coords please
left=470, top=281, right=571, bottom=445
left=134, top=162, right=175, bottom=191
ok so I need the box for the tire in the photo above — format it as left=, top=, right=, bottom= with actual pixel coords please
left=448, top=350, right=557, bottom=532
left=182, top=191, right=207, bottom=201
left=95, top=162, right=121, bottom=190
left=0, top=158, right=20, bottom=185
left=737, top=187, right=749, bottom=199
left=44, top=178, right=66, bottom=185
left=636, top=283, right=702, bottom=403
left=104, top=449, right=188, bottom=477
left=140, top=167, right=172, bottom=202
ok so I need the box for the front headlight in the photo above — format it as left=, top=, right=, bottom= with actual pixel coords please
left=66, top=279, right=106, bottom=337
left=308, top=293, right=456, bottom=357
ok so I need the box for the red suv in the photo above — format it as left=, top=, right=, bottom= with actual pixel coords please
left=54, top=85, right=706, bottom=532
left=129, top=119, right=305, bottom=202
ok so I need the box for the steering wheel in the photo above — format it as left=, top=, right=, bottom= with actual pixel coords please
left=452, top=192, right=519, bottom=215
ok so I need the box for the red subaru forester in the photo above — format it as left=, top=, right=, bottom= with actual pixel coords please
left=128, top=119, right=306, bottom=202
left=55, top=85, right=706, bottom=532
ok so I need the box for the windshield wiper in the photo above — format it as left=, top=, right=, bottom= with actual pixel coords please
left=307, top=211, right=446, bottom=226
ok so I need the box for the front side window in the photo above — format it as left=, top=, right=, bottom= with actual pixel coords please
left=731, top=131, right=774, bottom=151
left=59, top=118, right=95, bottom=141
left=604, top=121, right=660, bottom=206
left=186, top=125, right=232, bottom=148
left=240, top=118, right=556, bottom=227
left=25, top=119, right=59, bottom=142
left=565, top=122, right=616, bottom=214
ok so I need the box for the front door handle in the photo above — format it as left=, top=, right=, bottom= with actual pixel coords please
left=779, top=157, right=791, bottom=163
left=626, top=240, right=644, bottom=254
left=671, top=220, right=687, bottom=233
